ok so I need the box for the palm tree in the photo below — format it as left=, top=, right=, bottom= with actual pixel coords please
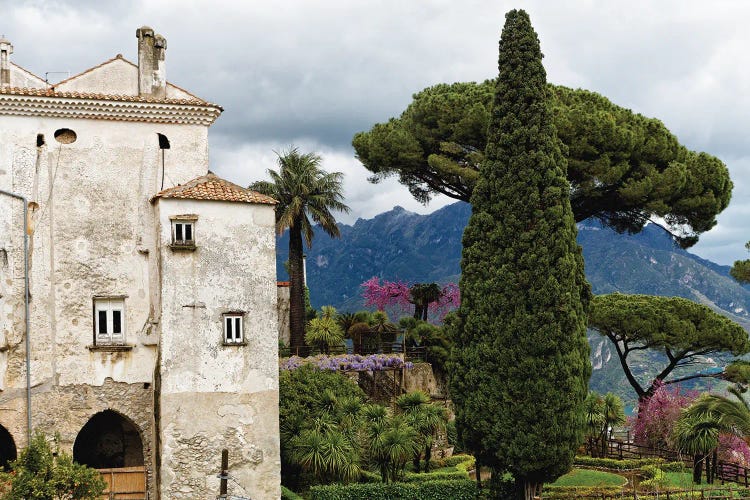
left=601, top=393, right=626, bottom=456
left=675, top=389, right=750, bottom=484
left=251, top=147, right=349, bottom=349
left=396, top=391, right=448, bottom=472
left=672, top=412, right=720, bottom=484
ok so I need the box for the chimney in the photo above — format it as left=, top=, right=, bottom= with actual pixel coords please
left=0, top=37, right=12, bottom=89
left=136, top=26, right=167, bottom=99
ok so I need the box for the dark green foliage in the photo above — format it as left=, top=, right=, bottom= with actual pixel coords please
left=279, top=366, right=366, bottom=488
left=589, top=293, right=750, bottom=400
left=399, top=318, right=451, bottom=375
left=280, top=485, right=304, bottom=500
left=353, top=76, right=732, bottom=249
left=732, top=242, right=750, bottom=283
left=450, top=9, right=591, bottom=497
left=309, top=479, right=478, bottom=500
left=409, top=283, right=441, bottom=320
left=1, top=433, right=106, bottom=500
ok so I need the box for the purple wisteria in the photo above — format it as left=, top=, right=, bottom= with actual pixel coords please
left=280, top=353, right=414, bottom=372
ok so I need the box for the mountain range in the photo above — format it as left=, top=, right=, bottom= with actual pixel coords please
left=276, top=202, right=750, bottom=406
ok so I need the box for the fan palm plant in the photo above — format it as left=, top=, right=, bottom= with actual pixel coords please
left=251, top=148, right=349, bottom=349
left=395, top=391, right=448, bottom=472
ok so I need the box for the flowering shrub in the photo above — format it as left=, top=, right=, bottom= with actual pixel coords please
left=280, top=353, right=413, bottom=372
left=631, top=381, right=698, bottom=449
left=360, top=277, right=460, bottom=321
left=719, top=434, right=750, bottom=467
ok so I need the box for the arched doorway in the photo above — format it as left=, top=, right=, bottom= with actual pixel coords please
left=73, top=410, right=144, bottom=469
left=0, top=425, right=16, bottom=470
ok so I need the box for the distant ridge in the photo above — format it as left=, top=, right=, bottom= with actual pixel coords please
left=277, top=201, right=750, bottom=327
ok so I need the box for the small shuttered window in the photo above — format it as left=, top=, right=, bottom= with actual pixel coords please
left=94, top=298, right=125, bottom=345
left=223, top=314, right=244, bottom=344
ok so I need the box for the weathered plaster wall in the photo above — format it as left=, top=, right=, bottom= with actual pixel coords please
left=277, top=284, right=290, bottom=346
left=55, top=58, right=138, bottom=95
left=9, top=63, right=46, bottom=89
left=157, top=198, right=281, bottom=500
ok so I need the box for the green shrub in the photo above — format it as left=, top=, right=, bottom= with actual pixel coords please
left=281, top=485, right=303, bottom=500
left=358, top=470, right=382, bottom=483
left=661, top=461, right=688, bottom=473
left=573, top=455, right=664, bottom=469
left=428, top=453, right=474, bottom=470
left=403, top=470, right=469, bottom=482
left=541, top=486, right=624, bottom=499
left=309, top=479, right=477, bottom=500
left=0, top=433, right=105, bottom=500
left=639, top=464, right=661, bottom=479
left=640, top=467, right=668, bottom=491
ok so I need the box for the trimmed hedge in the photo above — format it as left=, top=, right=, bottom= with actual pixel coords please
left=309, top=479, right=478, bottom=500
left=403, top=470, right=469, bottom=483
left=281, top=485, right=303, bottom=500
left=428, top=454, right=475, bottom=470
left=661, top=461, right=688, bottom=473
left=541, top=486, right=624, bottom=499
left=573, top=456, right=664, bottom=470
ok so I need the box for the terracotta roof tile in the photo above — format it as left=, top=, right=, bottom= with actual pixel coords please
left=0, top=86, right=222, bottom=109
left=151, top=173, right=277, bottom=205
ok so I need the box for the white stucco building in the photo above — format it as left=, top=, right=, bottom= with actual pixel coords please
left=0, top=27, right=281, bottom=499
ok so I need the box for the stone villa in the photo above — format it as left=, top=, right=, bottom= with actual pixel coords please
left=0, top=27, right=281, bottom=499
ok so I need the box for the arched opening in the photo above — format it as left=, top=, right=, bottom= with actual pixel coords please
left=0, top=425, right=16, bottom=470
left=73, top=410, right=144, bottom=469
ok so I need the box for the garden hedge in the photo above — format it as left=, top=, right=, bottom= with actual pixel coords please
left=309, top=479, right=478, bottom=500
left=403, top=470, right=469, bottom=482
left=281, top=485, right=303, bottom=500
left=573, top=456, right=664, bottom=470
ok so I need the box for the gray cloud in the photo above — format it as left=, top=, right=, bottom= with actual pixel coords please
left=5, top=0, right=750, bottom=264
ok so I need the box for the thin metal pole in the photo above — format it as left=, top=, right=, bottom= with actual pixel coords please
left=0, top=189, right=31, bottom=444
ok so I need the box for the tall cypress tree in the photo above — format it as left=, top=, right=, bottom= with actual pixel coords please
left=450, top=10, right=591, bottom=499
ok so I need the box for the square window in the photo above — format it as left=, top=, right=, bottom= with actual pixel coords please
left=94, top=298, right=125, bottom=345
left=172, top=220, right=195, bottom=246
left=223, top=314, right=244, bottom=344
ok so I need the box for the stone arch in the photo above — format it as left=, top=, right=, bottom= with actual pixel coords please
left=0, top=424, right=16, bottom=470
left=73, top=409, right=144, bottom=469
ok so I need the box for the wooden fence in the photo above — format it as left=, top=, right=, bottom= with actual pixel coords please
left=543, top=487, right=746, bottom=499
left=605, top=440, right=750, bottom=488
left=98, top=466, right=146, bottom=500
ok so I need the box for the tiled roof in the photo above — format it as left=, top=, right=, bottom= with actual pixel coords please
left=0, top=86, right=221, bottom=108
left=151, top=173, right=277, bottom=205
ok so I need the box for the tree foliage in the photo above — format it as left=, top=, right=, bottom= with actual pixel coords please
left=1, top=433, right=105, bottom=500
left=251, top=147, right=349, bottom=348
left=449, top=10, right=591, bottom=499
left=589, top=293, right=750, bottom=401
left=360, top=277, right=460, bottom=321
left=583, top=392, right=626, bottom=457
left=353, top=77, right=732, bottom=248
left=731, top=241, right=750, bottom=284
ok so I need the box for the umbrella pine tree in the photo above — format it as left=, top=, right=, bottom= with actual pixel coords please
left=450, top=9, right=591, bottom=499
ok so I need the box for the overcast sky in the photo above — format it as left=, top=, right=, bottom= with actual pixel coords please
left=4, top=0, right=750, bottom=265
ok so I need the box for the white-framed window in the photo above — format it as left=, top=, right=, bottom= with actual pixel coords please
left=223, top=313, right=244, bottom=345
left=94, top=297, right=125, bottom=345
left=170, top=215, right=198, bottom=248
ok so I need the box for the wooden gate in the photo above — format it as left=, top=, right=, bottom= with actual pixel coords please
left=98, top=466, right=147, bottom=500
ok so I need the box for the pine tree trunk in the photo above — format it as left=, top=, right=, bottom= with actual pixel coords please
left=288, top=226, right=306, bottom=349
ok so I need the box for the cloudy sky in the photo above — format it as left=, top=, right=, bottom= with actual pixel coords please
left=4, top=0, right=750, bottom=265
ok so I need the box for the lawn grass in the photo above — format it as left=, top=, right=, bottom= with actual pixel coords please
left=549, top=468, right=628, bottom=488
